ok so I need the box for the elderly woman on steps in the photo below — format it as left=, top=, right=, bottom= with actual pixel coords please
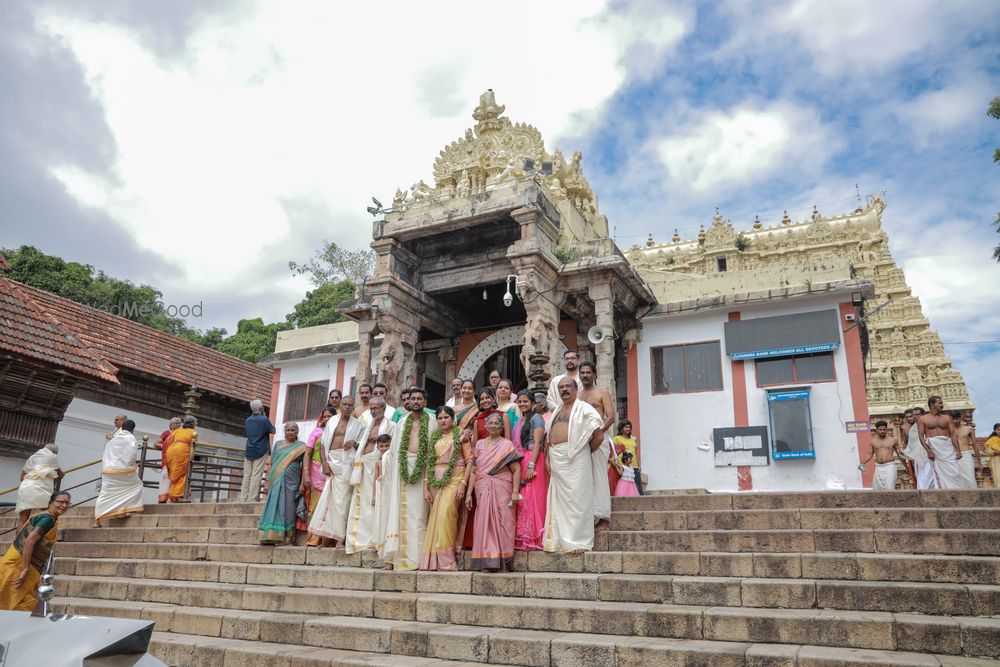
left=0, top=491, right=71, bottom=611
left=257, top=423, right=307, bottom=545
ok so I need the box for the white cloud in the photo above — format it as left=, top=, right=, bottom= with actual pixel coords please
left=894, top=76, right=995, bottom=145
left=654, top=101, right=840, bottom=192
left=36, top=0, right=690, bottom=295
left=720, top=0, right=995, bottom=78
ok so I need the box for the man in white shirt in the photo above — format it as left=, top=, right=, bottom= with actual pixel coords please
left=445, top=377, right=463, bottom=408
left=546, top=350, right=583, bottom=410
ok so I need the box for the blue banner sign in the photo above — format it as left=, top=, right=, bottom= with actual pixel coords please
left=767, top=390, right=811, bottom=401
left=730, top=343, right=838, bottom=360
left=772, top=450, right=816, bottom=460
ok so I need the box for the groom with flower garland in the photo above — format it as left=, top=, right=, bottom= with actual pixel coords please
left=378, top=386, right=438, bottom=570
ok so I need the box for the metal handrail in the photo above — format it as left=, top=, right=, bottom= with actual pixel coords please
left=0, top=457, right=103, bottom=499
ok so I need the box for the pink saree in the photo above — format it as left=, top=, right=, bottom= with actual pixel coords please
left=513, top=413, right=548, bottom=551
left=470, top=437, right=522, bottom=571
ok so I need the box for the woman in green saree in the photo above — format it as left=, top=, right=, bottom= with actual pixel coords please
left=257, top=423, right=308, bottom=545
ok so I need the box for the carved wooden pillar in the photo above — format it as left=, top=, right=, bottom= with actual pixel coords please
left=438, top=345, right=458, bottom=386
left=588, top=282, right=616, bottom=400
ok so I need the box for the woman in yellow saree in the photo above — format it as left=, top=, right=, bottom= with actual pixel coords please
left=986, top=423, right=1000, bottom=488
left=419, top=407, right=473, bottom=571
left=165, top=416, right=197, bottom=502
left=0, top=491, right=70, bottom=611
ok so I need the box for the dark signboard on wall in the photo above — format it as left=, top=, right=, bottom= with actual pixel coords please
left=713, top=426, right=770, bottom=467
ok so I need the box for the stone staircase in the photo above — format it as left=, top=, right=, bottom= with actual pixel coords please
left=11, top=490, right=1000, bottom=666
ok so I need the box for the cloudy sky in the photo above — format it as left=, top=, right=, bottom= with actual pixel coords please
left=2, top=0, right=999, bottom=417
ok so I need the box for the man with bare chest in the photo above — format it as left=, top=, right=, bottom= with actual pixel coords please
left=346, top=398, right=394, bottom=554
left=577, top=361, right=615, bottom=530
left=951, top=411, right=981, bottom=487
left=919, top=396, right=968, bottom=489
left=543, top=377, right=604, bottom=554
left=901, top=407, right=936, bottom=490
left=308, top=395, right=365, bottom=547
left=354, top=383, right=372, bottom=422
left=861, top=421, right=903, bottom=490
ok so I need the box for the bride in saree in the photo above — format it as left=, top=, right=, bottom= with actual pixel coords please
left=257, top=423, right=307, bottom=545
left=419, top=406, right=474, bottom=571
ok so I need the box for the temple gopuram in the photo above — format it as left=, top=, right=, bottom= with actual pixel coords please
left=627, top=200, right=975, bottom=422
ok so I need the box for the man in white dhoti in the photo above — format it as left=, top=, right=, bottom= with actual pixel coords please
left=309, top=397, right=365, bottom=547
left=14, top=444, right=63, bottom=526
left=860, top=421, right=903, bottom=490
left=577, top=361, right=616, bottom=530
left=346, top=398, right=394, bottom=554
left=93, top=420, right=144, bottom=527
left=366, top=382, right=396, bottom=423
left=544, top=377, right=605, bottom=554
left=919, top=397, right=966, bottom=489
left=353, top=383, right=373, bottom=423
left=902, top=407, right=937, bottom=490
left=546, top=349, right=583, bottom=410
left=379, top=387, right=438, bottom=570
left=952, top=411, right=981, bottom=488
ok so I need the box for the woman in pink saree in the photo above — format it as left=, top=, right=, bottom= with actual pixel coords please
left=467, top=412, right=523, bottom=572
left=513, top=391, right=549, bottom=551
left=301, top=408, right=333, bottom=545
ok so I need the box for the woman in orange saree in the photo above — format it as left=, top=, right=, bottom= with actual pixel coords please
left=165, top=416, right=197, bottom=502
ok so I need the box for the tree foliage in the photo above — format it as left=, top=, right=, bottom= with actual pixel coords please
left=289, top=241, right=374, bottom=288
left=285, top=280, right=356, bottom=329
left=213, top=318, right=291, bottom=364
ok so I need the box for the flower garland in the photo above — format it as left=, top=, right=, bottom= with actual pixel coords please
left=399, top=411, right=432, bottom=485
left=427, top=426, right=462, bottom=490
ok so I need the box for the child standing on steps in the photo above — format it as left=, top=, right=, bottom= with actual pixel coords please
left=614, top=451, right=640, bottom=497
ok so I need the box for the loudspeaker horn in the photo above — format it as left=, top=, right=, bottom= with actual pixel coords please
left=587, top=325, right=616, bottom=345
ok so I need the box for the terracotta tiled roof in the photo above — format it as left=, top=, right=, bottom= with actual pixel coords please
left=0, top=277, right=271, bottom=403
left=0, top=278, right=119, bottom=383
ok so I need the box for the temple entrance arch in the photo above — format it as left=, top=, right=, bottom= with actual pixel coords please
left=458, top=326, right=568, bottom=391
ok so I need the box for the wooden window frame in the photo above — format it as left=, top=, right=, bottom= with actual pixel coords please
left=754, top=352, right=837, bottom=388
left=283, top=379, right=330, bottom=423
left=649, top=340, right=724, bottom=395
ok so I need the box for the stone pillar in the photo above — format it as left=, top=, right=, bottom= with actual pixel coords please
left=356, top=320, right=377, bottom=383
left=438, top=345, right=457, bottom=386
left=375, top=321, right=419, bottom=401
left=588, top=282, right=616, bottom=401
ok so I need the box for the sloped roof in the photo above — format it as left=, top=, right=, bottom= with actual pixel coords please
left=0, top=276, right=271, bottom=402
left=0, top=278, right=119, bottom=383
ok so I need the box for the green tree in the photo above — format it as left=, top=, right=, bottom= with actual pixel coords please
left=990, top=96, right=1000, bottom=261
left=289, top=242, right=374, bottom=287
left=285, top=280, right=356, bottom=329
left=214, top=318, right=290, bottom=363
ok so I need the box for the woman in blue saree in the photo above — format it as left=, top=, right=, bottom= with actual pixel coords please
left=258, top=423, right=308, bottom=545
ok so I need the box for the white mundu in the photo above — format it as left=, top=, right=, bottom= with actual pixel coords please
left=904, top=425, right=937, bottom=490
left=309, top=412, right=365, bottom=542
left=546, top=372, right=582, bottom=411
left=544, top=398, right=604, bottom=553
left=15, top=446, right=60, bottom=514
left=927, top=436, right=973, bottom=489
left=95, top=431, right=144, bottom=521
left=871, top=461, right=897, bottom=491
left=379, top=412, right=439, bottom=570
left=591, top=434, right=613, bottom=520
left=345, top=418, right=394, bottom=554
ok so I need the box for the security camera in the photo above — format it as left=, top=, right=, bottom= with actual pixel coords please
left=502, top=290, right=513, bottom=307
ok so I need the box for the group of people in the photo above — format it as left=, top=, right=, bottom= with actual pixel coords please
left=863, top=396, right=1000, bottom=490
left=253, top=349, right=642, bottom=571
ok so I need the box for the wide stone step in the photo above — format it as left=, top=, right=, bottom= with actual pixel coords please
left=600, top=529, right=1000, bottom=555
left=51, top=542, right=1000, bottom=584
left=62, top=501, right=264, bottom=516
left=51, top=598, right=1000, bottom=666
left=52, top=557, right=1000, bottom=616
left=53, top=576, right=1000, bottom=656
left=610, top=508, right=1000, bottom=531
left=612, top=489, right=1000, bottom=511
left=59, top=526, right=260, bottom=545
